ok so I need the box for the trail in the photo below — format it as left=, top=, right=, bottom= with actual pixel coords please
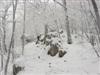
left=15, top=36, right=99, bottom=75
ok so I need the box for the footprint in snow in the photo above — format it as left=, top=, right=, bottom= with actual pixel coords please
left=49, top=63, right=51, bottom=68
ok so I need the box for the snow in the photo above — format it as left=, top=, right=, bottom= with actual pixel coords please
left=11, top=34, right=100, bottom=75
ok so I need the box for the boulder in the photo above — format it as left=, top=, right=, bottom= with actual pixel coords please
left=13, top=64, right=24, bottom=75
left=47, top=44, right=59, bottom=56
left=59, top=50, right=67, bottom=57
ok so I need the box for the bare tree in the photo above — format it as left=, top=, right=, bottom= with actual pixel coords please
left=1, top=3, right=11, bottom=53
left=4, top=0, right=18, bottom=75
left=62, top=0, right=72, bottom=44
left=53, top=0, right=72, bottom=44
left=0, top=1, right=11, bottom=71
left=80, top=1, right=100, bottom=57
left=91, top=0, right=100, bottom=36
left=0, top=26, right=4, bottom=71
left=87, top=0, right=100, bottom=43
left=22, top=0, right=26, bottom=55
left=44, top=24, right=48, bottom=44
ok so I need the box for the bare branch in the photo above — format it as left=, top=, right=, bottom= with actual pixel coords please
left=53, top=0, right=67, bottom=10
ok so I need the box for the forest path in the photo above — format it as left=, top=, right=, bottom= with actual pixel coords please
left=15, top=37, right=99, bottom=75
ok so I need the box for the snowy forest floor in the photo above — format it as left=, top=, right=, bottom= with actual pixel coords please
left=0, top=34, right=100, bottom=75
left=15, top=34, right=100, bottom=75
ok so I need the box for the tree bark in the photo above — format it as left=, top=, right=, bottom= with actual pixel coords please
left=22, top=0, right=26, bottom=55
left=91, top=0, right=100, bottom=34
left=62, top=0, right=72, bottom=44
left=0, top=38, right=4, bottom=71
left=4, top=0, right=18, bottom=75
left=44, top=24, right=48, bottom=44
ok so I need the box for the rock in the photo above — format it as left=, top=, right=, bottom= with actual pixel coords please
left=59, top=50, right=67, bottom=57
left=47, top=44, right=59, bottom=56
left=13, top=64, right=24, bottom=75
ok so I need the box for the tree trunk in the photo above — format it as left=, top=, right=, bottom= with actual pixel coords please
left=1, top=55, right=3, bottom=71
left=44, top=24, right=48, bottom=44
left=2, top=14, right=7, bottom=53
left=54, top=20, right=60, bottom=38
left=91, top=0, right=100, bottom=35
left=1, top=3, right=11, bottom=53
left=22, top=0, right=26, bottom=55
left=4, top=0, right=18, bottom=75
left=0, top=38, right=4, bottom=70
left=62, top=0, right=72, bottom=44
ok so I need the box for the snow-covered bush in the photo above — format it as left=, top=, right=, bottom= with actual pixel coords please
left=35, top=30, right=67, bottom=57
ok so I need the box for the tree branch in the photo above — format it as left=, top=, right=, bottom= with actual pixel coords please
left=53, top=0, right=67, bottom=9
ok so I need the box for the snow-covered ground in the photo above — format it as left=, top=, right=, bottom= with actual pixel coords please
left=12, top=34, right=100, bottom=75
